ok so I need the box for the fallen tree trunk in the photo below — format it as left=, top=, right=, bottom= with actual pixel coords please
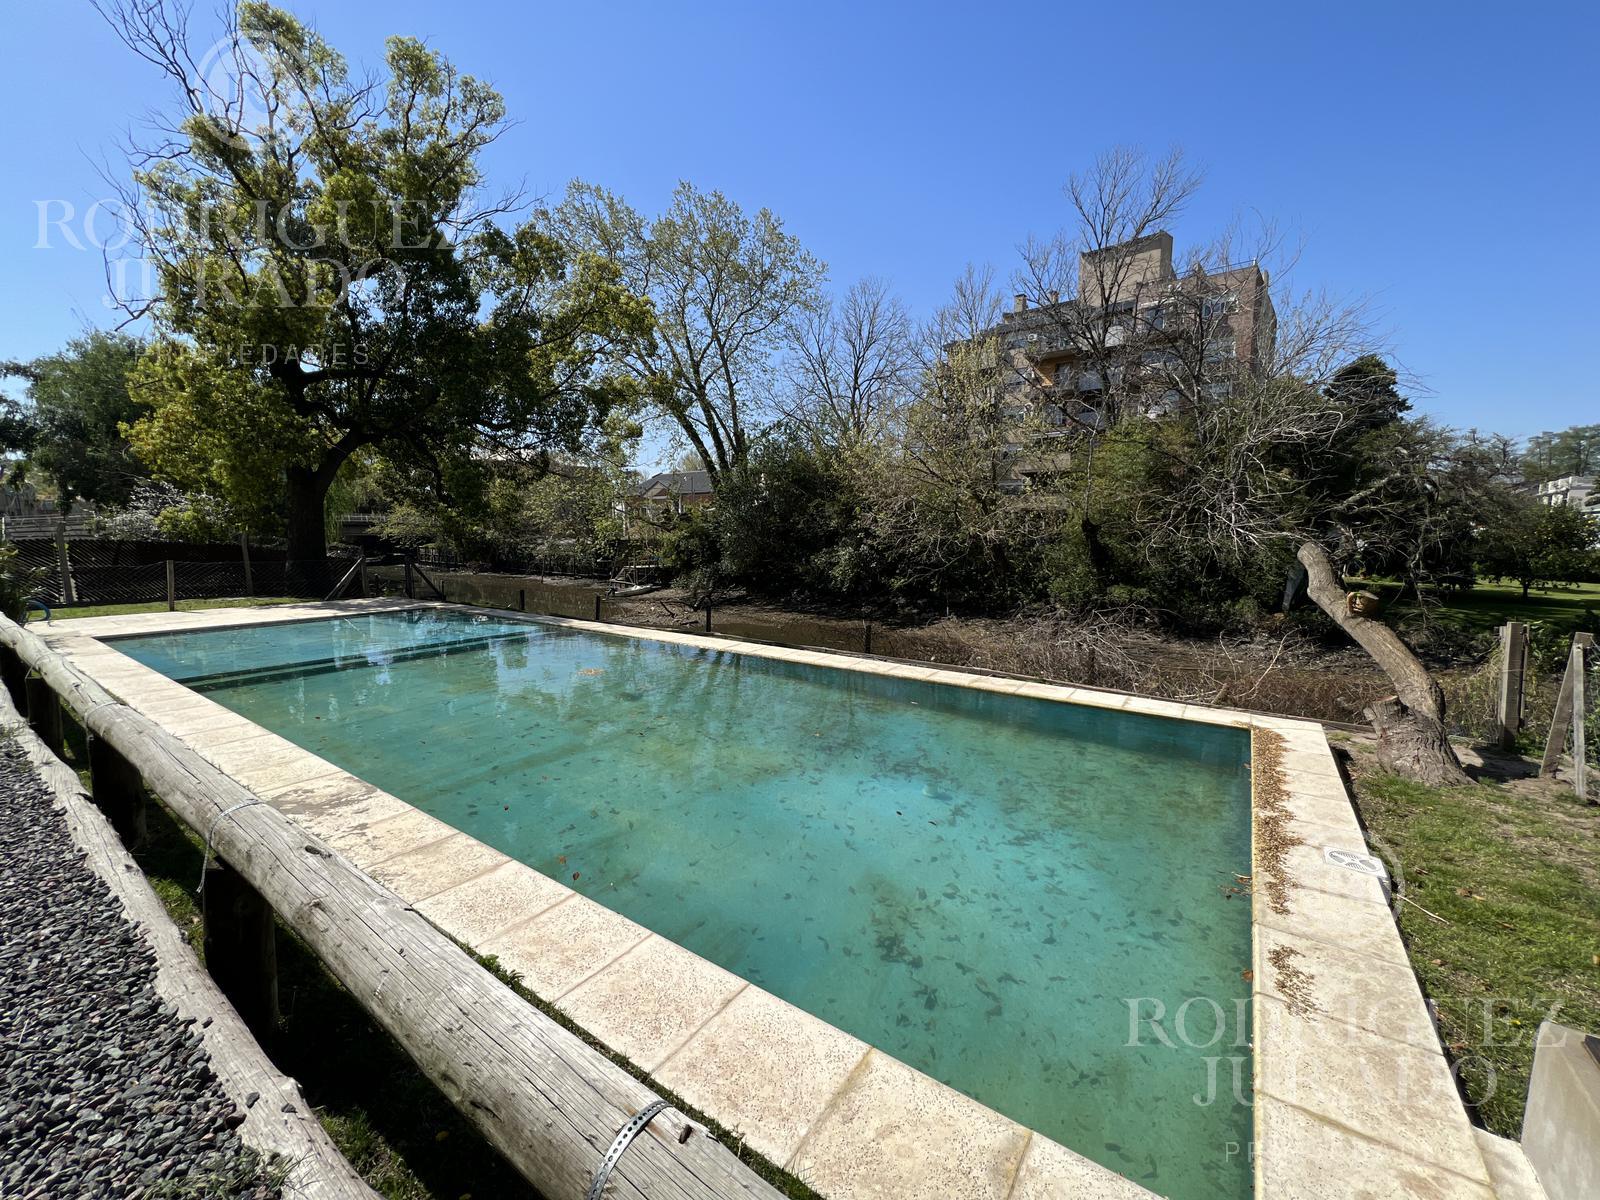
left=1297, top=542, right=1471, bottom=786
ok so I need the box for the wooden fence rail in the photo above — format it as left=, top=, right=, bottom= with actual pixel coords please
left=0, top=615, right=783, bottom=1200
left=0, top=688, right=375, bottom=1200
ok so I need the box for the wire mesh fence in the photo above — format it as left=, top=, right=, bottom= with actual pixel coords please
left=412, top=546, right=621, bottom=579
left=1589, top=651, right=1599, bottom=775
left=365, top=566, right=1577, bottom=737
left=46, top=548, right=1593, bottom=762
left=19, top=546, right=359, bottom=609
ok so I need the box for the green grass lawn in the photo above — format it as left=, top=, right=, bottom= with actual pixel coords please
left=1340, top=739, right=1600, bottom=1136
left=36, top=596, right=301, bottom=622
left=1364, top=578, right=1600, bottom=634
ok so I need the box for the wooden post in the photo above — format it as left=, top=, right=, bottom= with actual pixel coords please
left=704, top=598, right=712, bottom=634
left=240, top=533, right=254, bottom=596
left=24, top=673, right=63, bottom=756
left=358, top=557, right=369, bottom=599
left=165, top=560, right=176, bottom=611
left=88, top=733, right=146, bottom=846
left=593, top=593, right=602, bottom=622
left=404, top=557, right=414, bottom=599
left=864, top=619, right=873, bottom=655
left=1542, top=633, right=1595, bottom=778
left=517, top=587, right=525, bottom=613
left=1573, top=639, right=1589, bottom=803
left=1496, top=621, right=1528, bottom=749
left=56, top=523, right=75, bottom=607
left=0, top=644, right=26, bottom=709
left=203, top=860, right=280, bottom=1030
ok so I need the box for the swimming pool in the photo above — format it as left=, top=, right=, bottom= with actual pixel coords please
left=114, top=607, right=1253, bottom=1199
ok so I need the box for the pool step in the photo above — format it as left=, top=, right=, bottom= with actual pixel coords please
left=184, top=631, right=528, bottom=691
left=1475, top=1130, right=1548, bottom=1200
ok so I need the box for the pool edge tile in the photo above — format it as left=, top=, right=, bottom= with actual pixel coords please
left=1007, top=1130, right=1164, bottom=1198
left=481, top=895, right=654, bottom=1005
left=415, top=860, right=572, bottom=946
left=557, top=935, right=748, bottom=1075
left=788, top=1049, right=1032, bottom=1200
left=1254, top=993, right=1491, bottom=1184
left=653, top=986, right=872, bottom=1169
left=1255, top=1100, right=1496, bottom=1199
left=1250, top=725, right=1493, bottom=1196
left=365, top=831, right=510, bottom=904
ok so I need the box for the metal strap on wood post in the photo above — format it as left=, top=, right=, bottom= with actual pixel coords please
left=197, top=798, right=264, bottom=892
left=586, top=1099, right=671, bottom=1200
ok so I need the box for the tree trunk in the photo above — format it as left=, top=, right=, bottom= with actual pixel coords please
left=285, top=465, right=329, bottom=561
left=1081, top=516, right=1113, bottom=587
left=1297, top=541, right=1471, bottom=786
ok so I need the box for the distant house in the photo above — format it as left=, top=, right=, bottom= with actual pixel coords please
left=627, top=470, right=715, bottom=519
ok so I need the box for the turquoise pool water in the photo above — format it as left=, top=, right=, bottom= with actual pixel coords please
left=114, top=609, right=1253, bottom=1199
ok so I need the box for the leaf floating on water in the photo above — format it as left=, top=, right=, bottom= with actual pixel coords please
left=579, top=668, right=604, bottom=676
left=572, top=872, right=580, bottom=881
left=557, top=855, right=567, bottom=864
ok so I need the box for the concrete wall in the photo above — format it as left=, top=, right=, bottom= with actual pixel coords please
left=1523, top=1020, right=1600, bottom=1200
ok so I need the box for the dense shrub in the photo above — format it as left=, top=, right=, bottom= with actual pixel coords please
left=711, top=435, right=867, bottom=598
left=0, top=543, right=46, bottom=620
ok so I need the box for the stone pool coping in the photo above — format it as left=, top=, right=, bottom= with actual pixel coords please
left=32, top=598, right=1498, bottom=1199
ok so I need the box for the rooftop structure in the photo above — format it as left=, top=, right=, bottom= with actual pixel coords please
left=628, top=469, right=715, bottom=515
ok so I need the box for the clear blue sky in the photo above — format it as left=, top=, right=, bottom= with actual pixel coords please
left=3, top=0, right=1596, bottom=442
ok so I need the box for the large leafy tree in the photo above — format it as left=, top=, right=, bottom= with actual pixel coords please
left=8, top=332, right=150, bottom=509
left=103, top=1, right=647, bottom=556
left=1477, top=497, right=1599, bottom=597
left=779, top=277, right=917, bottom=451
left=552, top=181, right=825, bottom=481
left=1521, top=423, right=1600, bottom=483
left=0, top=362, right=38, bottom=465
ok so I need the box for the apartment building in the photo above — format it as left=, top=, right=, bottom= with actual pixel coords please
left=1531, top=474, right=1599, bottom=511
left=978, top=231, right=1276, bottom=485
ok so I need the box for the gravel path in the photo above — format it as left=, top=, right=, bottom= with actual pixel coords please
left=0, top=740, right=280, bottom=1199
